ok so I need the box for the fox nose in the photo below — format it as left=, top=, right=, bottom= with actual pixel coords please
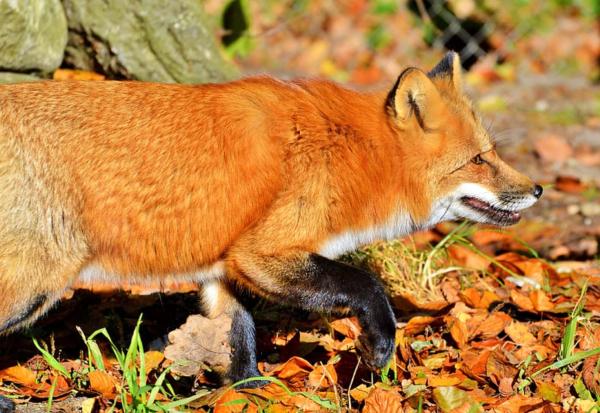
left=533, top=184, right=543, bottom=199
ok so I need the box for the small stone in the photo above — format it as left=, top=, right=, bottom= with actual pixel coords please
left=581, top=202, right=600, bottom=217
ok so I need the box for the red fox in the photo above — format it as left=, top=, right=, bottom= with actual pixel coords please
left=0, top=52, right=541, bottom=408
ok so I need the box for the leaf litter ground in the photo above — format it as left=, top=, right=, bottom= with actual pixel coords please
left=1, top=221, right=600, bottom=412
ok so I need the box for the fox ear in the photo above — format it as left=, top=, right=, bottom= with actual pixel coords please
left=386, top=67, right=444, bottom=131
left=427, top=51, right=463, bottom=92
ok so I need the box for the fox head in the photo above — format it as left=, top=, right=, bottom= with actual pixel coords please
left=386, top=52, right=542, bottom=227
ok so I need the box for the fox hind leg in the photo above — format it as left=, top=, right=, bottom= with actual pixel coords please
left=200, top=279, right=265, bottom=387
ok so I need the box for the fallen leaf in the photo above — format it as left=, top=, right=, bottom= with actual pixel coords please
left=534, top=134, right=573, bottom=163
left=164, top=313, right=233, bottom=376
left=404, top=316, right=436, bottom=335
left=349, top=384, right=371, bottom=402
left=448, top=245, right=491, bottom=270
left=529, top=290, right=555, bottom=312
left=307, top=363, right=337, bottom=388
left=53, top=69, right=105, bottom=81
left=505, top=321, right=537, bottom=346
left=471, top=312, right=512, bottom=339
left=88, top=370, right=117, bottom=398
left=536, top=381, right=561, bottom=403
left=330, top=317, right=361, bottom=339
left=494, top=394, right=545, bottom=412
left=81, top=398, right=96, bottom=413
left=447, top=316, right=469, bottom=348
left=486, top=351, right=517, bottom=396
left=428, top=374, right=463, bottom=387
left=510, top=290, right=535, bottom=312
left=363, top=387, right=403, bottom=413
left=432, top=386, right=469, bottom=413
left=0, top=365, right=37, bottom=386
left=461, top=348, right=492, bottom=382
left=144, top=351, right=165, bottom=372
left=214, top=389, right=258, bottom=413
left=554, top=176, right=586, bottom=193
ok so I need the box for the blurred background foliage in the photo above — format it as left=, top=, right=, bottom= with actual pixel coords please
left=209, top=0, right=599, bottom=86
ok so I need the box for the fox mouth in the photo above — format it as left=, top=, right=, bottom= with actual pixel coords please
left=461, top=196, right=521, bottom=225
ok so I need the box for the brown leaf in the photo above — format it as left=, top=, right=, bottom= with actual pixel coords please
left=88, top=370, right=117, bottom=398
left=534, top=134, right=573, bottom=163
left=363, top=387, right=403, bottom=413
left=472, top=312, right=512, bottom=339
left=164, top=313, right=233, bottom=376
left=460, top=348, right=491, bottom=382
left=505, top=322, right=537, bottom=346
left=493, top=394, right=545, bottom=412
left=486, top=351, right=517, bottom=396
left=554, top=176, right=586, bottom=193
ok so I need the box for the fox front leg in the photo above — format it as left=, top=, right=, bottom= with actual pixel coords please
left=227, top=251, right=397, bottom=370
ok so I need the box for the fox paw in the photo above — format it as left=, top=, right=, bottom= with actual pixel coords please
left=357, top=331, right=395, bottom=371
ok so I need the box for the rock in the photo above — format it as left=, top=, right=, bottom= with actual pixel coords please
left=62, top=0, right=236, bottom=83
left=0, top=0, right=67, bottom=72
left=0, top=72, right=40, bottom=84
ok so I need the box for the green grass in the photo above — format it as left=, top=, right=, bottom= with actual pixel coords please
left=35, top=315, right=207, bottom=412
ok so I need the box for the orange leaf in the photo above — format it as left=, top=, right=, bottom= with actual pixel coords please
left=214, top=389, right=258, bottom=413
left=505, top=321, right=537, bottom=346
left=404, top=316, right=436, bottom=335
left=510, top=290, right=535, bottom=311
left=447, top=316, right=469, bottom=348
left=349, top=384, right=372, bottom=402
left=330, top=317, right=361, bottom=339
left=460, top=348, right=491, bottom=382
left=363, top=387, right=403, bottom=413
left=428, top=374, right=463, bottom=387
left=88, top=370, right=117, bottom=398
left=144, top=351, right=165, bottom=371
left=471, top=312, right=512, bottom=339
left=308, top=364, right=337, bottom=388
left=0, top=365, right=37, bottom=386
left=529, top=290, right=554, bottom=312
left=53, top=69, right=105, bottom=81
left=448, top=245, right=490, bottom=270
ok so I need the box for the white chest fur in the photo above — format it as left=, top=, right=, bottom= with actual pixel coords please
left=318, top=211, right=414, bottom=258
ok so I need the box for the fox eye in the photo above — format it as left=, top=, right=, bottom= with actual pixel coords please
left=471, top=154, right=484, bottom=165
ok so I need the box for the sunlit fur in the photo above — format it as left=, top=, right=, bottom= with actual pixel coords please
left=0, top=54, right=539, bottom=338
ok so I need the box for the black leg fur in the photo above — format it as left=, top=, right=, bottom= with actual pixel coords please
left=236, top=252, right=397, bottom=370
left=227, top=305, right=267, bottom=388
